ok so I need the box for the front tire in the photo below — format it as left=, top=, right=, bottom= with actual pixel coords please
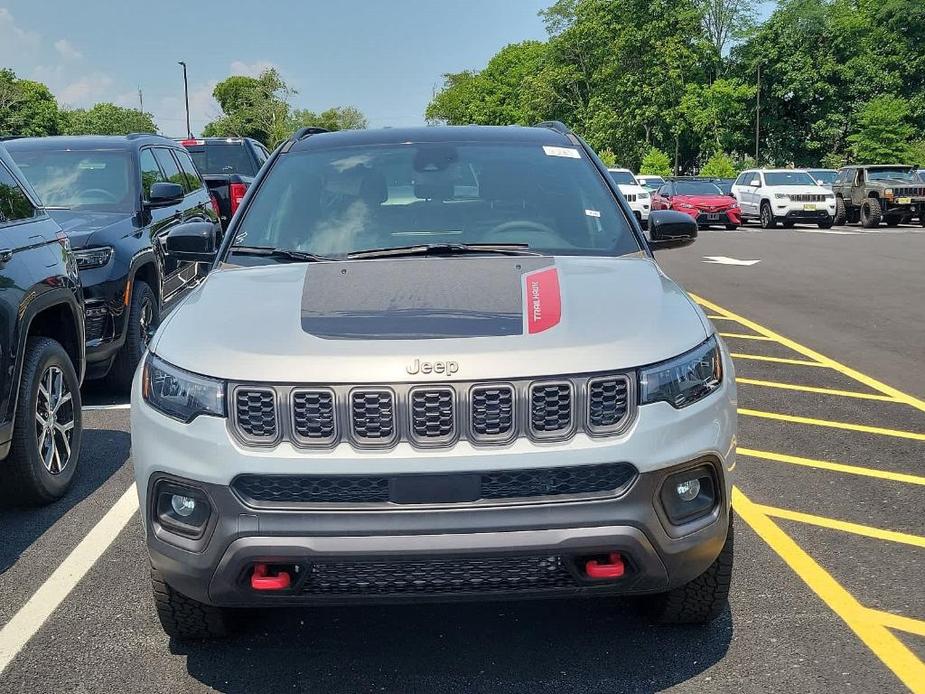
left=109, top=280, right=158, bottom=391
left=2, top=337, right=82, bottom=505
left=759, top=202, right=776, bottom=229
left=860, top=198, right=882, bottom=228
left=151, top=569, right=232, bottom=640
left=645, top=517, right=734, bottom=625
left=818, top=217, right=834, bottom=229
left=833, top=197, right=847, bottom=225
left=725, top=224, right=739, bottom=231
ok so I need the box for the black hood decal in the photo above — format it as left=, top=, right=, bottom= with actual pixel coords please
left=301, top=257, right=553, bottom=340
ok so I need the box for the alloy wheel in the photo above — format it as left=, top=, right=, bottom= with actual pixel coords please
left=139, top=298, right=154, bottom=348
left=34, top=366, right=75, bottom=474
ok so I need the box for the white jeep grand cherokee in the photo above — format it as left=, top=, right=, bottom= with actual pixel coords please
left=132, top=123, right=736, bottom=640
left=608, top=168, right=651, bottom=229
left=731, top=169, right=836, bottom=229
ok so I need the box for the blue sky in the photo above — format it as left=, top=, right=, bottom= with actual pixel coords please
left=0, top=1, right=550, bottom=136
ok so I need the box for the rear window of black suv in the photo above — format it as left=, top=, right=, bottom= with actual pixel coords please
left=231, top=141, right=641, bottom=259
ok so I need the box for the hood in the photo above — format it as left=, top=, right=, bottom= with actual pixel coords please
left=672, top=194, right=737, bottom=210
left=868, top=177, right=919, bottom=187
left=617, top=184, right=648, bottom=197
left=778, top=185, right=830, bottom=196
left=152, top=255, right=710, bottom=383
left=47, top=210, right=131, bottom=250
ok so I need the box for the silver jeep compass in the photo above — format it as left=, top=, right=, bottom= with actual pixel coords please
left=131, top=123, right=736, bottom=640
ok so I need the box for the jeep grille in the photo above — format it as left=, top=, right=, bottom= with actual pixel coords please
left=788, top=193, right=827, bottom=202
left=894, top=186, right=925, bottom=197
left=233, top=388, right=278, bottom=442
left=470, top=385, right=515, bottom=441
left=291, top=389, right=336, bottom=444
left=350, top=389, right=396, bottom=445
left=529, top=382, right=574, bottom=438
left=409, top=387, right=456, bottom=444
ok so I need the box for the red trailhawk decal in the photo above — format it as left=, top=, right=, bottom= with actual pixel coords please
left=523, top=267, right=561, bottom=334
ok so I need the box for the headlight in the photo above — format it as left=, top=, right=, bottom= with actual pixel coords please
left=638, top=191, right=650, bottom=199
left=773, top=193, right=789, bottom=200
left=73, top=246, right=113, bottom=269
left=825, top=193, right=836, bottom=200
left=640, top=337, right=723, bottom=408
left=142, top=353, right=226, bottom=423
left=884, top=188, right=893, bottom=196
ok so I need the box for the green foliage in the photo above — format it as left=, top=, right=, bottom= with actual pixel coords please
left=680, top=78, right=754, bottom=156
left=60, top=103, right=156, bottom=135
left=847, top=96, right=916, bottom=163
left=597, top=148, right=617, bottom=167
left=699, top=151, right=737, bottom=178
left=0, top=69, right=61, bottom=137
left=204, top=68, right=368, bottom=147
left=640, top=147, right=673, bottom=177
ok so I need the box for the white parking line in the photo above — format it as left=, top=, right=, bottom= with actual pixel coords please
left=0, top=485, right=139, bottom=675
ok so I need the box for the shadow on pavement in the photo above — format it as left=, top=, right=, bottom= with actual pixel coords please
left=80, top=379, right=131, bottom=408
left=0, top=428, right=131, bottom=574
left=180, top=598, right=732, bottom=693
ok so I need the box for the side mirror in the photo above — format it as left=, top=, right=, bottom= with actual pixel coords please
left=817, top=179, right=825, bottom=186
left=147, top=182, right=185, bottom=208
left=165, top=221, right=218, bottom=262
left=648, top=210, right=697, bottom=250
left=749, top=180, right=760, bottom=188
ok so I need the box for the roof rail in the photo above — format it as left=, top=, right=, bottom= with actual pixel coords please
left=534, top=121, right=572, bottom=135
left=125, top=132, right=169, bottom=140
left=281, top=126, right=330, bottom=153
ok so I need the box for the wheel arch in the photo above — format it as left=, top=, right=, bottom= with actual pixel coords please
left=128, top=253, right=161, bottom=307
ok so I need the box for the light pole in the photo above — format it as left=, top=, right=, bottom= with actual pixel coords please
left=755, top=62, right=761, bottom=163
left=178, top=61, right=191, bottom=138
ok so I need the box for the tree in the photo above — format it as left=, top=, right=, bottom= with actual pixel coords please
left=680, top=78, right=754, bottom=157
left=0, top=69, right=61, bottom=137
left=697, top=0, right=756, bottom=64
left=847, top=96, right=916, bottom=163
left=597, top=148, right=617, bottom=167
left=60, top=103, right=157, bottom=135
left=700, top=151, right=737, bottom=177
left=289, top=106, right=367, bottom=132
left=639, top=147, right=672, bottom=177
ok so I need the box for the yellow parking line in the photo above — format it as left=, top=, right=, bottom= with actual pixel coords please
left=754, top=504, right=925, bottom=548
left=731, top=353, right=828, bottom=367
left=737, top=447, right=925, bottom=486
left=693, top=294, right=925, bottom=415
left=870, top=610, right=925, bottom=638
left=720, top=333, right=776, bottom=341
left=706, top=314, right=736, bottom=320
left=739, top=408, right=925, bottom=441
left=736, top=378, right=897, bottom=402
left=732, top=488, right=925, bottom=692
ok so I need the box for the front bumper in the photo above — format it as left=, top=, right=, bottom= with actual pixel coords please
left=132, top=354, right=736, bottom=607
left=772, top=201, right=836, bottom=220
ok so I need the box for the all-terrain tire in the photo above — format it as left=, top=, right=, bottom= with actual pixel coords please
left=109, top=281, right=158, bottom=391
left=2, top=337, right=82, bottom=505
left=860, top=197, right=882, bottom=228
left=151, top=568, right=231, bottom=640
left=759, top=202, right=776, bottom=229
left=833, top=197, right=847, bottom=225
left=645, top=517, right=734, bottom=625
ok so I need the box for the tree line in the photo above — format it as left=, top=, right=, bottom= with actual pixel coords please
left=0, top=66, right=366, bottom=146
left=426, top=0, right=925, bottom=175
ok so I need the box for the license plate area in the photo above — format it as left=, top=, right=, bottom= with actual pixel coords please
left=803, top=204, right=816, bottom=211
left=707, top=213, right=720, bottom=221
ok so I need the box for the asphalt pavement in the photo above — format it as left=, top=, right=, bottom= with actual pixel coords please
left=0, top=219, right=922, bottom=693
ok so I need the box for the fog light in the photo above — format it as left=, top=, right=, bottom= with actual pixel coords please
left=675, top=478, right=701, bottom=502
left=170, top=494, right=196, bottom=517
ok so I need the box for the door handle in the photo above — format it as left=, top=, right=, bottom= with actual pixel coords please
left=0, top=248, right=12, bottom=265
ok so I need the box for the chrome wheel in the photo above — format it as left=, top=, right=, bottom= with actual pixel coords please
left=34, top=365, right=75, bottom=474
left=139, top=297, right=154, bottom=348
left=760, top=204, right=773, bottom=228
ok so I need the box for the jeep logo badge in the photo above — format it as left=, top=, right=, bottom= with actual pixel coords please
left=406, top=359, right=459, bottom=376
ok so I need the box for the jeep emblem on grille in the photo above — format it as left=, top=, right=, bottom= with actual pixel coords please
left=406, top=359, right=459, bottom=376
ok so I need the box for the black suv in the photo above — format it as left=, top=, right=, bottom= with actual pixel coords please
left=0, top=144, right=84, bottom=504
left=6, top=135, right=220, bottom=388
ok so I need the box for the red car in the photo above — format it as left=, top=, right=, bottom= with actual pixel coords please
left=651, top=180, right=741, bottom=230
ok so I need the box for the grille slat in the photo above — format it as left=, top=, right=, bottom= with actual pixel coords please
left=301, top=555, right=575, bottom=596
left=350, top=390, right=396, bottom=444
left=291, top=389, right=336, bottom=444
left=410, top=388, right=455, bottom=443
left=529, top=383, right=573, bottom=437
left=587, top=377, right=629, bottom=433
left=234, top=389, right=278, bottom=441
left=895, top=186, right=925, bottom=197
left=470, top=385, right=515, bottom=440
left=788, top=193, right=827, bottom=203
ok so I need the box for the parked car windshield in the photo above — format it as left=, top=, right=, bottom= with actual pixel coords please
left=232, top=142, right=641, bottom=259
left=764, top=171, right=816, bottom=186
left=608, top=170, right=637, bottom=185
left=807, top=170, right=837, bottom=185
left=867, top=168, right=917, bottom=182
left=674, top=181, right=724, bottom=195
left=7, top=149, right=134, bottom=212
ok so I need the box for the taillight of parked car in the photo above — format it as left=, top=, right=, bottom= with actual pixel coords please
left=229, top=182, right=247, bottom=216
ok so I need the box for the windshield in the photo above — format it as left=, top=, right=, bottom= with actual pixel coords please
left=808, top=170, right=837, bottom=184
left=764, top=171, right=816, bottom=186
left=867, top=168, right=917, bottom=182
left=231, top=142, right=640, bottom=260
left=7, top=149, right=134, bottom=212
left=674, top=181, right=724, bottom=195
left=608, top=170, right=637, bottom=186
left=185, top=143, right=256, bottom=176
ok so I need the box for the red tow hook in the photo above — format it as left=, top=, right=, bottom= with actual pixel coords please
left=250, top=563, right=292, bottom=591
left=585, top=552, right=625, bottom=580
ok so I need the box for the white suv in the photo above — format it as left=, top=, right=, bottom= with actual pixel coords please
left=731, top=169, right=836, bottom=229
left=608, top=169, right=651, bottom=228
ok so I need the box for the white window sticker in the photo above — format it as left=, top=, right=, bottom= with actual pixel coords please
left=543, top=146, right=581, bottom=159
left=584, top=209, right=601, bottom=218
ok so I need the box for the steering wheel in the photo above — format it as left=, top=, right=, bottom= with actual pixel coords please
left=78, top=188, right=119, bottom=203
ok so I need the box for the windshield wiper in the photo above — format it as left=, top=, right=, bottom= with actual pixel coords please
left=230, top=245, right=334, bottom=263
left=347, top=243, right=543, bottom=260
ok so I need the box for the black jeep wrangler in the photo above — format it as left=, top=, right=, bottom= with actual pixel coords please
left=832, top=164, right=925, bottom=228
left=6, top=135, right=220, bottom=389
